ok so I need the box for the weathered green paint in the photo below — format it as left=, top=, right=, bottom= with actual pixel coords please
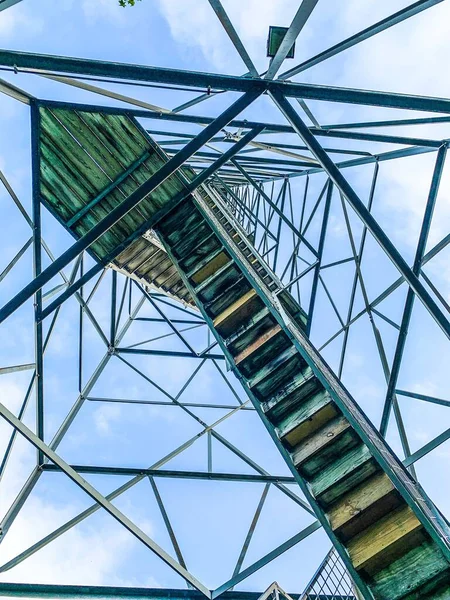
left=154, top=193, right=450, bottom=599
left=37, top=104, right=450, bottom=599
left=38, top=106, right=193, bottom=303
left=372, top=540, right=450, bottom=600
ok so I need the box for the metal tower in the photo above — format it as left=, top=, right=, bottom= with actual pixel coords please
left=0, top=1, right=449, bottom=599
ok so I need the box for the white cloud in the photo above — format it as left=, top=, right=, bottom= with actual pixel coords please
left=156, top=0, right=296, bottom=73
left=0, top=495, right=134, bottom=586
left=93, top=402, right=122, bottom=435
left=0, top=4, right=43, bottom=40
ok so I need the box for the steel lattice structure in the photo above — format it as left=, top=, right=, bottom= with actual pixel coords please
left=0, top=1, right=450, bottom=599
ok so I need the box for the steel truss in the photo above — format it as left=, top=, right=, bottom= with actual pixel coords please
left=0, top=0, right=449, bottom=598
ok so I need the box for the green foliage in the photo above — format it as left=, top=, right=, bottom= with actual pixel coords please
left=118, top=0, right=141, bottom=6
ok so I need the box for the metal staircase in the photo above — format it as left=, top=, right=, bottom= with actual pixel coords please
left=34, top=106, right=450, bottom=600
left=152, top=185, right=450, bottom=600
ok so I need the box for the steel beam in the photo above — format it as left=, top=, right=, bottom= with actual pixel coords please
left=269, top=89, right=450, bottom=342
left=265, top=0, right=319, bottom=80
left=42, top=464, right=296, bottom=483
left=380, top=143, right=448, bottom=436
left=207, top=0, right=258, bottom=76
left=0, top=583, right=300, bottom=600
left=0, top=0, right=23, bottom=10
left=4, top=49, right=450, bottom=112
left=0, top=401, right=211, bottom=597
left=34, top=99, right=444, bottom=147
left=0, top=89, right=262, bottom=325
left=279, top=0, right=445, bottom=78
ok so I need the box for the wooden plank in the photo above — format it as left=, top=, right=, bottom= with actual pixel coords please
left=226, top=308, right=273, bottom=354
left=79, top=111, right=147, bottom=165
left=234, top=324, right=282, bottom=365
left=206, top=277, right=252, bottom=318
left=262, top=366, right=317, bottom=420
left=406, top=577, right=450, bottom=600
left=47, top=115, right=151, bottom=236
left=41, top=118, right=136, bottom=246
left=372, top=540, right=450, bottom=600
left=164, top=208, right=204, bottom=245
left=52, top=109, right=126, bottom=179
left=277, top=389, right=337, bottom=447
left=236, top=326, right=291, bottom=379
left=328, top=472, right=400, bottom=542
left=190, top=250, right=231, bottom=285
left=292, top=415, right=352, bottom=473
left=248, top=345, right=298, bottom=389
left=347, top=504, right=423, bottom=574
left=250, top=351, right=302, bottom=400
left=77, top=111, right=179, bottom=215
left=40, top=141, right=121, bottom=256
left=311, top=444, right=377, bottom=506
left=115, top=238, right=149, bottom=268
left=41, top=110, right=109, bottom=193
left=173, top=225, right=214, bottom=260
left=180, top=234, right=223, bottom=272
left=158, top=197, right=195, bottom=232
left=213, top=289, right=260, bottom=333
left=196, top=263, right=241, bottom=301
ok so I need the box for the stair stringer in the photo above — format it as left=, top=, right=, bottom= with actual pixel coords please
left=153, top=185, right=450, bottom=600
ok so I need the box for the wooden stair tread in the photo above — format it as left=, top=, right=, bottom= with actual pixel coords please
left=189, top=249, right=230, bottom=285
left=172, top=222, right=213, bottom=258
left=328, top=472, right=398, bottom=541
left=291, top=414, right=352, bottom=469
left=194, top=259, right=235, bottom=294
left=311, top=444, right=376, bottom=505
left=149, top=193, right=450, bottom=600
left=372, top=539, right=450, bottom=600
left=225, top=307, right=272, bottom=352
left=205, top=276, right=251, bottom=317
left=347, top=504, right=423, bottom=574
left=248, top=345, right=298, bottom=389
left=276, top=388, right=337, bottom=447
left=234, top=324, right=282, bottom=365
left=261, top=366, right=317, bottom=417
left=213, top=289, right=258, bottom=329
left=179, top=234, right=222, bottom=271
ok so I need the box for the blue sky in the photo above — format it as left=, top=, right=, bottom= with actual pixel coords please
left=0, top=0, right=449, bottom=595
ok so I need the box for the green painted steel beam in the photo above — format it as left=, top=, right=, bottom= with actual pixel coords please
left=42, top=464, right=296, bottom=483
left=0, top=0, right=23, bottom=11
left=4, top=48, right=450, bottom=112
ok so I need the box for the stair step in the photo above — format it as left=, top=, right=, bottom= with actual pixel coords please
left=276, top=387, right=337, bottom=447
left=153, top=193, right=450, bottom=600
left=328, top=472, right=400, bottom=542
left=172, top=220, right=212, bottom=259
left=261, top=366, right=318, bottom=423
left=234, top=324, right=282, bottom=364
left=310, top=444, right=377, bottom=507
left=225, top=307, right=273, bottom=355
left=205, top=276, right=252, bottom=318
left=234, top=324, right=292, bottom=378
left=179, top=234, right=222, bottom=272
left=158, top=198, right=196, bottom=233
left=195, top=261, right=240, bottom=302
left=372, top=540, right=450, bottom=600
left=213, top=289, right=264, bottom=337
left=188, top=248, right=230, bottom=285
left=248, top=345, right=302, bottom=399
left=291, top=415, right=355, bottom=478
left=347, top=504, right=424, bottom=575
left=163, top=207, right=204, bottom=245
